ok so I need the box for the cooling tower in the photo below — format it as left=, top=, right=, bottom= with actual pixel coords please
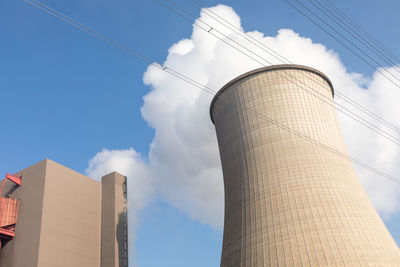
left=210, top=65, right=400, bottom=266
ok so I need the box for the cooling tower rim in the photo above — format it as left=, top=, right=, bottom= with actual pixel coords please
left=210, top=64, right=334, bottom=124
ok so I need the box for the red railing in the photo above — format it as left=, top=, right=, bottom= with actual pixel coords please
left=0, top=174, right=21, bottom=247
left=0, top=174, right=22, bottom=195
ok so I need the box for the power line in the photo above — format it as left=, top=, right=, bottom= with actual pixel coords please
left=184, top=0, right=292, bottom=65
left=23, top=0, right=400, bottom=186
left=185, top=0, right=400, bottom=136
left=30, top=0, right=400, bottom=161
left=283, top=0, right=400, bottom=132
left=156, top=0, right=400, bottom=146
left=284, top=0, right=400, bottom=89
left=307, top=0, right=400, bottom=73
left=319, top=0, right=400, bottom=65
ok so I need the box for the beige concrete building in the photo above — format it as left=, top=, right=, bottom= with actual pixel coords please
left=0, top=159, right=128, bottom=267
left=210, top=65, right=400, bottom=266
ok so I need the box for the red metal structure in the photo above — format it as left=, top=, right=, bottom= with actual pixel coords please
left=0, top=174, right=21, bottom=247
left=0, top=174, right=21, bottom=194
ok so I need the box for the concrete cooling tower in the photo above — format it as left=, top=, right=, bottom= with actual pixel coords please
left=210, top=65, right=400, bottom=266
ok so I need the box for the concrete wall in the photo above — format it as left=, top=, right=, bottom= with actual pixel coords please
left=36, top=160, right=102, bottom=267
left=101, top=172, right=128, bottom=267
left=211, top=65, right=400, bottom=266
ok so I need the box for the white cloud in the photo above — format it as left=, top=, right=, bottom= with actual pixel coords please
left=168, top=38, right=195, bottom=56
left=87, top=3, right=400, bottom=242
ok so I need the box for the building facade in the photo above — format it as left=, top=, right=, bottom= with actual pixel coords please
left=210, top=65, right=400, bottom=266
left=0, top=159, right=128, bottom=267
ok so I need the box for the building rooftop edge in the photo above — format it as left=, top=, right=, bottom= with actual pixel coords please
left=209, top=64, right=335, bottom=124
left=101, top=171, right=127, bottom=179
left=11, top=158, right=126, bottom=185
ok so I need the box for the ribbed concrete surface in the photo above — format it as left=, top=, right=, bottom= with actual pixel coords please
left=211, top=65, right=400, bottom=266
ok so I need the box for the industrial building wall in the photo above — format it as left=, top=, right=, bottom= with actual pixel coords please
left=0, top=159, right=128, bottom=267
left=211, top=65, right=400, bottom=266
left=101, top=172, right=128, bottom=267
left=36, top=159, right=102, bottom=267
left=0, top=160, right=47, bottom=267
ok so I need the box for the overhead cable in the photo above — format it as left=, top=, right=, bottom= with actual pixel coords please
left=186, top=0, right=400, bottom=135
left=156, top=0, right=400, bottom=146
left=24, top=0, right=400, bottom=186
left=284, top=0, right=400, bottom=88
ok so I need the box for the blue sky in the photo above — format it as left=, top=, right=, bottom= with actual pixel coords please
left=1, top=0, right=400, bottom=266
